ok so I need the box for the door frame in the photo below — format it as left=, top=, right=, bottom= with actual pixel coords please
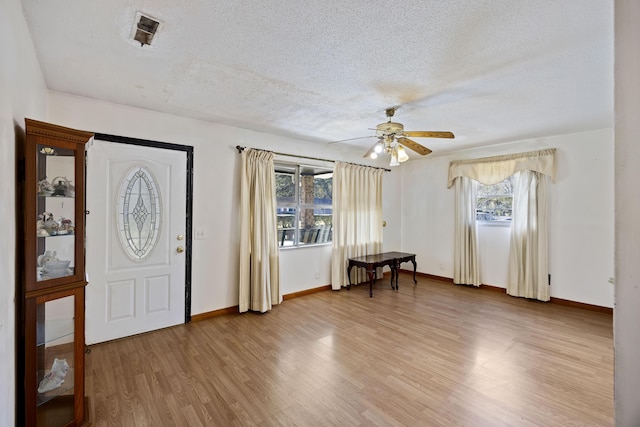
left=92, top=132, right=194, bottom=322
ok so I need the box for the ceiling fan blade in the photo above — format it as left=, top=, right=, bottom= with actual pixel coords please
left=328, top=135, right=376, bottom=144
left=403, top=131, right=455, bottom=139
left=363, top=139, right=382, bottom=158
left=397, top=137, right=432, bottom=156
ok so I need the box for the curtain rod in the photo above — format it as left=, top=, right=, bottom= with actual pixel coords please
left=235, top=145, right=391, bottom=172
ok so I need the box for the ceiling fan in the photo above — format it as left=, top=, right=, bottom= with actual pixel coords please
left=332, top=107, right=454, bottom=166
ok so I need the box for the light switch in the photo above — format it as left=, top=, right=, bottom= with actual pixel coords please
left=194, top=227, right=207, bottom=240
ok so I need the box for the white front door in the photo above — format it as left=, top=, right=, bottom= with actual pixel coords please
left=85, top=139, right=187, bottom=345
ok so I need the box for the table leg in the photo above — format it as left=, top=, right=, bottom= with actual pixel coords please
left=367, top=268, right=376, bottom=297
left=347, top=264, right=354, bottom=290
left=390, top=266, right=395, bottom=290
left=395, top=260, right=400, bottom=290
left=411, top=258, right=417, bottom=284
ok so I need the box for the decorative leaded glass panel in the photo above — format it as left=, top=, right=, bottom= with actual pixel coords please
left=116, top=166, right=161, bottom=261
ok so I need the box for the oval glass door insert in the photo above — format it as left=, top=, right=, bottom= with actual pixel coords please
left=116, top=166, right=162, bottom=261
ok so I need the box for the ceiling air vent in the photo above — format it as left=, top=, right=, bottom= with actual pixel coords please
left=132, top=12, right=161, bottom=46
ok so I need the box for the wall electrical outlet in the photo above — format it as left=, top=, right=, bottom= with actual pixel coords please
left=194, top=227, right=208, bottom=240
left=315, top=272, right=320, bottom=279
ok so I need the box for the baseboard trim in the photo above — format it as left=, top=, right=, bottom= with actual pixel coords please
left=409, top=271, right=455, bottom=284
left=399, top=269, right=613, bottom=314
left=283, top=284, right=332, bottom=300
left=191, top=306, right=239, bottom=322
left=191, top=284, right=333, bottom=322
left=548, top=297, right=613, bottom=314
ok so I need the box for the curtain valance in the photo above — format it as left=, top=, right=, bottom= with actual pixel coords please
left=447, top=148, right=556, bottom=188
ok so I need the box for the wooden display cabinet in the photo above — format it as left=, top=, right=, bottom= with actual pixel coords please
left=19, top=118, right=93, bottom=426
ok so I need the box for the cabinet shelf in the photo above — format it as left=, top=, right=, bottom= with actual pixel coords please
left=37, top=267, right=75, bottom=282
left=36, top=318, right=74, bottom=347
left=38, top=195, right=75, bottom=199
left=36, top=367, right=75, bottom=407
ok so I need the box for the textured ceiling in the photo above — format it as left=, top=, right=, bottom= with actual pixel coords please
left=20, top=0, right=613, bottom=156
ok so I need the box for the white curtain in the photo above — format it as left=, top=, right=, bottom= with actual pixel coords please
left=453, top=176, right=480, bottom=286
left=448, top=149, right=555, bottom=300
left=508, top=170, right=550, bottom=301
left=331, top=162, right=384, bottom=290
left=239, top=149, right=281, bottom=313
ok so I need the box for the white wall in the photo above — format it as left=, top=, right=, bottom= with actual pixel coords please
left=382, top=169, right=402, bottom=252
left=399, top=129, right=614, bottom=308
left=477, top=224, right=511, bottom=286
left=399, top=154, right=456, bottom=276
left=47, top=91, right=377, bottom=313
left=0, top=0, right=49, bottom=425
left=614, top=1, right=640, bottom=424
left=550, top=130, right=614, bottom=306
left=279, top=244, right=332, bottom=294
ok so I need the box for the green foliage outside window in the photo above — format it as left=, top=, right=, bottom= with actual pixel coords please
left=313, top=176, right=332, bottom=201
left=275, top=173, right=295, bottom=202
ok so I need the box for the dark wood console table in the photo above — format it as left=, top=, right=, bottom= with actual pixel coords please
left=347, top=252, right=417, bottom=297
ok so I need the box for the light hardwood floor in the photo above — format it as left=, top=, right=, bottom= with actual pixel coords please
left=85, top=275, right=613, bottom=426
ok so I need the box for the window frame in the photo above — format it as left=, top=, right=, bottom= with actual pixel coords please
left=275, top=162, right=333, bottom=249
left=476, top=175, right=515, bottom=226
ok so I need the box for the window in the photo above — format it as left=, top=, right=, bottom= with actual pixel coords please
left=275, top=163, right=332, bottom=247
left=476, top=175, right=515, bottom=223
left=116, top=166, right=161, bottom=260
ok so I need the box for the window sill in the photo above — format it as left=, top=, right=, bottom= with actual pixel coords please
left=477, top=221, right=512, bottom=227
left=279, top=242, right=332, bottom=250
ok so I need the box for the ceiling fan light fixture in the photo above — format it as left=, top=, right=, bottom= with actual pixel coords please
left=356, top=107, right=453, bottom=163
left=389, top=152, right=400, bottom=167
left=397, top=145, right=409, bottom=163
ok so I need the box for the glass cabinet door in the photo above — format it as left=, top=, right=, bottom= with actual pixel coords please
left=24, top=119, right=89, bottom=293
left=35, top=294, right=76, bottom=426
left=36, top=145, right=77, bottom=283
left=25, top=287, right=85, bottom=427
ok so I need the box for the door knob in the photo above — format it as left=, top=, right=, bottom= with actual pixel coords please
left=176, top=246, right=184, bottom=253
